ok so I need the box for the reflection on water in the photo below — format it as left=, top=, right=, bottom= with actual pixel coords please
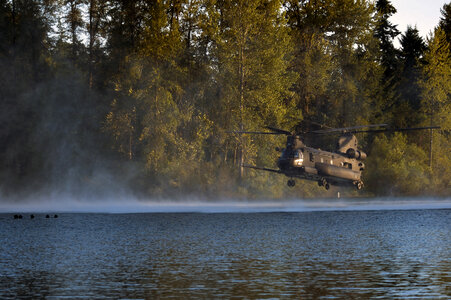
left=0, top=210, right=450, bottom=298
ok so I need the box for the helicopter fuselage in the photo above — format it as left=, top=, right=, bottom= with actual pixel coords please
left=276, top=145, right=364, bottom=189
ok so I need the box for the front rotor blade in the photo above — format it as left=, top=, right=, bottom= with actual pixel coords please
left=242, top=164, right=282, bottom=174
left=265, top=126, right=292, bottom=135
left=229, top=131, right=287, bottom=135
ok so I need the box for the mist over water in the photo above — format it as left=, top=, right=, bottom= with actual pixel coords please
left=0, top=195, right=450, bottom=213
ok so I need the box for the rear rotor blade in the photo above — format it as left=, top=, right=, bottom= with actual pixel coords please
left=311, top=124, right=388, bottom=134
left=349, top=126, right=441, bottom=134
left=350, top=126, right=440, bottom=133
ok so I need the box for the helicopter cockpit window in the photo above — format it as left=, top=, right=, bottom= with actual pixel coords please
left=293, top=150, right=304, bottom=166
left=294, top=150, right=303, bottom=159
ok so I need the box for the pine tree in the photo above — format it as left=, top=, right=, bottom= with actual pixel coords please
left=374, top=0, right=400, bottom=80
left=86, top=0, right=107, bottom=89
left=371, top=0, right=401, bottom=125
left=419, top=27, right=451, bottom=194
left=0, top=0, right=54, bottom=191
left=210, top=0, right=296, bottom=186
left=439, top=3, right=451, bottom=44
left=393, top=26, right=426, bottom=128
left=284, top=0, right=335, bottom=121
left=103, top=0, right=148, bottom=162
left=63, top=0, right=85, bottom=62
left=288, top=0, right=377, bottom=127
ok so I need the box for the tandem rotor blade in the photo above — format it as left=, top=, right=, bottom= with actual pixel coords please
left=310, top=124, right=388, bottom=134
left=308, top=125, right=441, bottom=135
left=241, top=164, right=282, bottom=174
left=229, top=126, right=291, bottom=135
left=231, top=125, right=440, bottom=136
left=265, top=126, right=292, bottom=135
left=230, top=131, right=287, bottom=135
left=348, top=126, right=441, bottom=134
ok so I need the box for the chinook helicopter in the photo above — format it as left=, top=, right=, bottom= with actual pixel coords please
left=236, top=124, right=440, bottom=190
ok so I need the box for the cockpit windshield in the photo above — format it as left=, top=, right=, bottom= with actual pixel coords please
left=293, top=149, right=304, bottom=166
left=282, top=149, right=303, bottom=159
left=294, top=150, right=303, bottom=159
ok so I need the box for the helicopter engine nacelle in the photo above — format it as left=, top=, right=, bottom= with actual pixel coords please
left=346, top=148, right=367, bottom=160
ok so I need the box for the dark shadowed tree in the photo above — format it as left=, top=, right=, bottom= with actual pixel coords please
left=393, top=26, right=426, bottom=128
left=86, top=0, right=107, bottom=89
left=374, top=0, right=400, bottom=80
left=0, top=0, right=53, bottom=192
left=372, top=0, right=400, bottom=124
left=439, top=2, right=451, bottom=44
left=63, top=0, right=85, bottom=62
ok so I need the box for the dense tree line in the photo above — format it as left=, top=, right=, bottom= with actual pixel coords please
left=0, top=0, right=449, bottom=199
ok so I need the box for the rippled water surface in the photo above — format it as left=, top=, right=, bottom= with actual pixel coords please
left=1, top=209, right=450, bottom=298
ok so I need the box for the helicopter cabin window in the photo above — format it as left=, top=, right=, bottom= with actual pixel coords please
left=343, top=162, right=352, bottom=169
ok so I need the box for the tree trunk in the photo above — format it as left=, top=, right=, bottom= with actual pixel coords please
left=239, top=41, right=245, bottom=179
left=88, top=0, right=95, bottom=89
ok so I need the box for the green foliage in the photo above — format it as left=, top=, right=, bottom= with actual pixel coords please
left=439, top=3, right=451, bottom=44
left=419, top=27, right=451, bottom=195
left=391, top=26, right=426, bottom=128
left=420, top=28, right=451, bottom=130
left=286, top=0, right=379, bottom=127
left=0, top=0, right=449, bottom=198
left=365, top=133, right=431, bottom=195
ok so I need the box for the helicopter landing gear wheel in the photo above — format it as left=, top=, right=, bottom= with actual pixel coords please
left=287, top=179, right=296, bottom=187
left=320, top=178, right=328, bottom=189
left=355, top=181, right=363, bottom=190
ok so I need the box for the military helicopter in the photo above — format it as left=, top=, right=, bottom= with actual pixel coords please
left=236, top=124, right=440, bottom=190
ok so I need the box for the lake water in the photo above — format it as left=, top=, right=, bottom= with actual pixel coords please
left=0, top=209, right=450, bottom=298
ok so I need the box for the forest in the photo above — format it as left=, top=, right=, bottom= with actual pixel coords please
left=0, top=0, right=450, bottom=200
